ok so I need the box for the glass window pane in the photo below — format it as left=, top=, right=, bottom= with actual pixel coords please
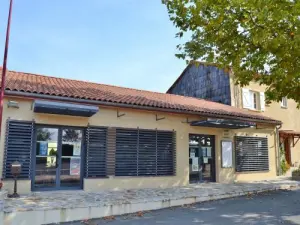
left=61, top=129, right=82, bottom=187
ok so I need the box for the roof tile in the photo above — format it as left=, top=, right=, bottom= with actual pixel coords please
left=0, top=68, right=281, bottom=124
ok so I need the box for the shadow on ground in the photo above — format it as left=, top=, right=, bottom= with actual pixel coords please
left=55, top=189, right=300, bottom=225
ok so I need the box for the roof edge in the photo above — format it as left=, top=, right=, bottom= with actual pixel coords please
left=5, top=90, right=281, bottom=125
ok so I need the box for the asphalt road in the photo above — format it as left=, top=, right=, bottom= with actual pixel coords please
left=58, top=189, right=300, bottom=225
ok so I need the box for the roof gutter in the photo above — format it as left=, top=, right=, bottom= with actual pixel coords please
left=5, top=90, right=281, bottom=125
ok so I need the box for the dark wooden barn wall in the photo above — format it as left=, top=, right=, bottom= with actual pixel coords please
left=168, top=64, right=231, bottom=105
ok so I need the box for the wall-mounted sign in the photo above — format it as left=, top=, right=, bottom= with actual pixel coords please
left=221, top=141, right=233, bottom=168
left=70, top=158, right=81, bottom=175
left=192, top=157, right=199, bottom=171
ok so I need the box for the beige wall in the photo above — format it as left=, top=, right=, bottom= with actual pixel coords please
left=230, top=78, right=300, bottom=167
left=0, top=97, right=278, bottom=193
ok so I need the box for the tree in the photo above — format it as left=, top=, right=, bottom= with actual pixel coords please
left=163, top=0, right=300, bottom=106
left=37, top=128, right=52, bottom=141
left=62, top=129, right=81, bottom=142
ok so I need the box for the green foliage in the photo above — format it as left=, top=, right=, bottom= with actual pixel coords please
left=280, top=146, right=290, bottom=175
left=163, top=0, right=300, bottom=106
left=292, top=167, right=300, bottom=176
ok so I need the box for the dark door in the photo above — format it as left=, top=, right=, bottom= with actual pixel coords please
left=33, top=126, right=83, bottom=190
left=189, top=134, right=216, bottom=183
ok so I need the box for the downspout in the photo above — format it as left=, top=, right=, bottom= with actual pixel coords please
left=276, top=124, right=282, bottom=176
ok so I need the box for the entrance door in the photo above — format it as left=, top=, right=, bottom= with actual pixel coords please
left=189, top=134, right=215, bottom=183
left=33, top=126, right=83, bottom=190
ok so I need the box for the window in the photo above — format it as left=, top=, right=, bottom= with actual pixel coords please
left=235, top=136, right=269, bottom=172
left=3, top=120, right=34, bottom=179
left=249, top=91, right=258, bottom=110
left=115, top=128, right=176, bottom=176
left=281, top=97, right=288, bottom=108
left=242, top=89, right=265, bottom=111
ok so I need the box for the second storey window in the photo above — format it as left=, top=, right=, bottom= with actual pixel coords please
left=281, top=97, right=288, bottom=108
left=242, top=88, right=265, bottom=111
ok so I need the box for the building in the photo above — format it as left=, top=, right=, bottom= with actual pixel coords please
left=167, top=62, right=300, bottom=173
left=0, top=68, right=282, bottom=194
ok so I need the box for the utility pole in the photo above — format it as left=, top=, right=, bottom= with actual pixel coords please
left=0, top=0, right=14, bottom=137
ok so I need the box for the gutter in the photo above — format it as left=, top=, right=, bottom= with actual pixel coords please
left=276, top=124, right=283, bottom=176
left=5, top=90, right=281, bottom=125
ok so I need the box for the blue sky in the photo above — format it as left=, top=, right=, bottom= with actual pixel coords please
left=0, top=0, right=187, bottom=92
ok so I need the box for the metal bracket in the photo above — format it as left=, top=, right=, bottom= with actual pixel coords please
left=117, top=110, right=125, bottom=118
left=156, top=115, right=165, bottom=121
left=293, top=136, right=300, bottom=147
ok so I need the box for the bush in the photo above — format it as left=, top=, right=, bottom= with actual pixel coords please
left=280, top=146, right=290, bottom=175
left=292, top=167, right=300, bottom=177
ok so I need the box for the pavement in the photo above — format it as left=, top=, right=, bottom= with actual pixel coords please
left=2, top=178, right=300, bottom=225
left=57, top=189, right=300, bottom=225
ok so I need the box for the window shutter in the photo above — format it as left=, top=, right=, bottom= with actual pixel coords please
left=157, top=131, right=176, bottom=176
left=3, top=120, right=34, bottom=179
left=115, top=128, right=138, bottom=176
left=235, top=136, right=269, bottom=172
left=242, top=88, right=250, bottom=109
left=115, top=128, right=176, bottom=177
left=260, top=92, right=265, bottom=111
left=85, top=126, right=107, bottom=178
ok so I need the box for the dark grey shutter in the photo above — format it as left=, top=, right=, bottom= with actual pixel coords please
left=115, top=128, right=138, bottom=176
left=3, top=120, right=34, bottom=179
left=85, top=127, right=107, bottom=178
left=157, top=131, right=176, bottom=176
left=138, top=130, right=157, bottom=176
left=235, top=136, right=269, bottom=172
left=115, top=128, right=176, bottom=177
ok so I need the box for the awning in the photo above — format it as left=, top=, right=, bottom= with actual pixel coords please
left=279, top=130, right=300, bottom=147
left=190, top=118, right=256, bottom=129
left=33, top=100, right=99, bottom=117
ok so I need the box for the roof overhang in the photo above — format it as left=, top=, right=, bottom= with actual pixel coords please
left=279, top=130, right=300, bottom=147
left=5, top=90, right=281, bottom=125
left=33, top=100, right=99, bottom=117
left=190, top=118, right=256, bottom=129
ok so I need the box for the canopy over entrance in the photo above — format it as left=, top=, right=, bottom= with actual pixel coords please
left=279, top=130, right=300, bottom=147
left=33, top=100, right=99, bottom=117
left=190, top=118, right=256, bottom=129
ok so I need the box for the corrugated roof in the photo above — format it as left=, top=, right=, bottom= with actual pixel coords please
left=0, top=67, right=281, bottom=124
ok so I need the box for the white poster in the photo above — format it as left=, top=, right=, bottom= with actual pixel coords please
left=73, top=142, right=81, bottom=156
left=190, top=152, right=195, bottom=158
left=192, top=157, right=199, bottom=171
left=222, top=141, right=233, bottom=168
left=203, top=157, right=208, bottom=164
left=206, top=147, right=212, bottom=157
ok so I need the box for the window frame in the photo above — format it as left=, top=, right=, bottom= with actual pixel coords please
left=281, top=97, right=288, bottom=108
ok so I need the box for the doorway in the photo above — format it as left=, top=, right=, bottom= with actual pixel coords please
left=189, top=134, right=216, bottom=183
left=33, top=126, right=83, bottom=190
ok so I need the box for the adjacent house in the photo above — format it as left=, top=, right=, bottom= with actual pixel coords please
left=0, top=67, right=282, bottom=194
left=167, top=62, right=300, bottom=174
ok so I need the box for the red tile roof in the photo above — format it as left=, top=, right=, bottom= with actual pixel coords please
left=0, top=67, right=281, bottom=124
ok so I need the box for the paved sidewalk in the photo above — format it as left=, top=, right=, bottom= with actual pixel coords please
left=2, top=178, right=300, bottom=225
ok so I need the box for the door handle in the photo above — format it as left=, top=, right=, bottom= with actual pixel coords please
left=55, top=152, right=59, bottom=169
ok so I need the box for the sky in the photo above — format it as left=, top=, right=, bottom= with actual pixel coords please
left=0, top=0, right=187, bottom=93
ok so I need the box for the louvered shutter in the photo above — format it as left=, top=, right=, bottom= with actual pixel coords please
left=235, top=136, right=269, bottom=172
left=138, top=130, right=157, bottom=176
left=242, top=88, right=250, bottom=109
left=115, top=128, right=138, bottom=176
left=85, top=126, right=107, bottom=178
left=115, top=128, right=176, bottom=177
left=260, top=92, right=265, bottom=111
left=157, top=131, right=176, bottom=176
left=3, top=120, right=34, bottom=179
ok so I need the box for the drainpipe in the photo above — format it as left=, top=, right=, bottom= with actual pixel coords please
left=276, top=124, right=282, bottom=176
